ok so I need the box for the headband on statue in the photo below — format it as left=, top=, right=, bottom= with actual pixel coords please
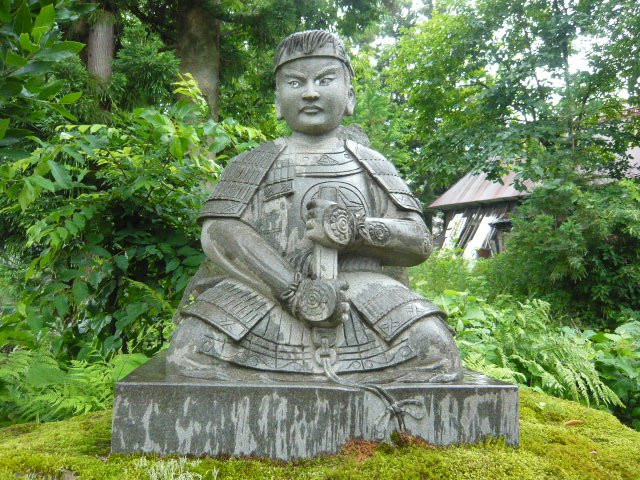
left=274, top=30, right=355, bottom=78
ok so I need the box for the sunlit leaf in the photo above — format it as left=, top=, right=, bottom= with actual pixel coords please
left=72, top=280, right=89, bottom=304
left=34, top=3, right=55, bottom=29
left=47, top=160, right=72, bottom=188
left=5, top=50, right=28, bottom=67
left=59, top=91, right=82, bottom=104
left=30, top=174, right=55, bottom=192
left=33, top=41, right=84, bottom=61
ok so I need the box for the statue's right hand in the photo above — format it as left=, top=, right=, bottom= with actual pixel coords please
left=285, top=278, right=349, bottom=328
left=305, top=200, right=357, bottom=249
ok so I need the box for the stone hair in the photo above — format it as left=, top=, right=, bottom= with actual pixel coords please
left=274, top=30, right=354, bottom=80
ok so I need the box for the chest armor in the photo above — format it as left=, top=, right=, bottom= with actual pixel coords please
left=257, top=149, right=376, bottom=258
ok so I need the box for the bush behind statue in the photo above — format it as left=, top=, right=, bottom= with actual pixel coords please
left=481, top=180, right=640, bottom=329
left=411, top=249, right=640, bottom=430
left=0, top=76, right=263, bottom=361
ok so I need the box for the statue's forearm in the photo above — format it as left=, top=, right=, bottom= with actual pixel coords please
left=201, top=218, right=296, bottom=299
left=351, top=216, right=432, bottom=267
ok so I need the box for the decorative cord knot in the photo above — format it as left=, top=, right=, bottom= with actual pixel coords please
left=374, top=398, right=426, bottom=440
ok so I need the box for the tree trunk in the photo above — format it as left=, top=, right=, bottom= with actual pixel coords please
left=87, top=9, right=115, bottom=83
left=176, top=0, right=221, bottom=119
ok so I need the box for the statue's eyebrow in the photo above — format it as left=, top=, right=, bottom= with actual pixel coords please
left=280, top=68, right=306, bottom=79
left=314, top=66, right=339, bottom=78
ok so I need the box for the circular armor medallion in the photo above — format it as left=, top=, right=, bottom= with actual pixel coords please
left=300, top=181, right=369, bottom=221
left=294, top=279, right=337, bottom=324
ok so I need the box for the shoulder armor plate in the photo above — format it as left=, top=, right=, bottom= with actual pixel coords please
left=345, top=140, right=422, bottom=213
left=200, top=140, right=285, bottom=220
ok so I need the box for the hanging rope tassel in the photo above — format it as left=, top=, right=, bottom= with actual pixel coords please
left=315, top=338, right=428, bottom=439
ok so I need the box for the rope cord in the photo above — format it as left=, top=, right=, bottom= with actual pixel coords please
left=319, top=349, right=407, bottom=432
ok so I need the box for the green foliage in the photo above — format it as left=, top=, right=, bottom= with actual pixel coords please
left=411, top=250, right=638, bottom=427
left=0, top=349, right=147, bottom=424
left=134, top=457, right=215, bottom=480
left=482, top=180, right=640, bottom=327
left=110, top=21, right=181, bottom=110
left=1, top=390, right=640, bottom=479
left=584, top=322, right=640, bottom=430
left=431, top=290, right=620, bottom=407
left=0, top=1, right=93, bottom=150
left=388, top=0, right=639, bottom=191
left=344, top=46, right=426, bottom=192
left=411, top=249, right=485, bottom=299
left=0, top=76, right=264, bottom=359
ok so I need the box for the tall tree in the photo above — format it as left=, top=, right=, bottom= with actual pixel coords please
left=175, top=1, right=221, bottom=118
left=388, top=0, right=640, bottom=192
left=86, top=2, right=116, bottom=83
left=386, top=0, right=640, bottom=327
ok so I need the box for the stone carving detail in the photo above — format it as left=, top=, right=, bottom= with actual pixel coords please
left=182, top=279, right=275, bottom=341
left=324, top=204, right=355, bottom=246
left=366, top=221, right=391, bottom=246
left=288, top=278, right=338, bottom=325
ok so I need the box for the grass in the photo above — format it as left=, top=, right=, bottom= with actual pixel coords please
left=1, top=389, right=640, bottom=479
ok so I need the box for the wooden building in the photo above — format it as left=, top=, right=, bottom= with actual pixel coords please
left=429, top=148, right=640, bottom=259
left=428, top=171, right=533, bottom=259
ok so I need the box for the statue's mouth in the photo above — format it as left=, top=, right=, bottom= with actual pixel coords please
left=301, top=106, right=322, bottom=113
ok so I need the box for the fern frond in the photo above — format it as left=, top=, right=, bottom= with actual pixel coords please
left=0, top=348, right=144, bottom=424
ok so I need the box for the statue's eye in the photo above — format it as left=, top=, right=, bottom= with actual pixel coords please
left=288, top=80, right=301, bottom=88
left=317, top=77, right=334, bottom=86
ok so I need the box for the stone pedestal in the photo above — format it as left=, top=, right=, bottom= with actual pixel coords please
left=112, top=353, right=519, bottom=460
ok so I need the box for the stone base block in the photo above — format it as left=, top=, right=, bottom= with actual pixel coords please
left=112, top=354, right=519, bottom=460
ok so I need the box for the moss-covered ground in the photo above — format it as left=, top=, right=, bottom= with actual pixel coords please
left=1, top=390, right=639, bottom=480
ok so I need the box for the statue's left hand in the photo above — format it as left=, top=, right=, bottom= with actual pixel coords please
left=287, top=277, right=349, bottom=328
left=305, top=199, right=357, bottom=249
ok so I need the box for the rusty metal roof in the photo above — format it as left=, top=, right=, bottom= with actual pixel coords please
left=428, top=171, right=533, bottom=210
left=429, top=148, right=640, bottom=211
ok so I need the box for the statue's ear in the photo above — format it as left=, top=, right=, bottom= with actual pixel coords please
left=344, top=86, right=356, bottom=116
left=275, top=94, right=283, bottom=120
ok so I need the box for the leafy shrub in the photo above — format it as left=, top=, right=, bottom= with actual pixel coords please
left=430, top=290, right=621, bottom=407
left=411, top=250, right=639, bottom=428
left=482, top=180, right=640, bottom=329
left=0, top=349, right=147, bottom=424
left=410, top=248, right=485, bottom=299
left=110, top=21, right=181, bottom=110
left=0, top=1, right=90, bottom=143
left=0, top=76, right=264, bottom=360
left=584, top=321, right=640, bottom=430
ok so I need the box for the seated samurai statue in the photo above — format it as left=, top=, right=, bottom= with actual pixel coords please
left=167, top=30, right=462, bottom=384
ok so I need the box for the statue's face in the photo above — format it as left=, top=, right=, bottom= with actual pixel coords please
left=275, top=56, right=355, bottom=135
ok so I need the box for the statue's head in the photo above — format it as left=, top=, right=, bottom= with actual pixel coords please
left=274, top=30, right=356, bottom=136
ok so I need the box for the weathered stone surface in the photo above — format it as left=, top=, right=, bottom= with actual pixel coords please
left=112, top=353, right=519, bottom=460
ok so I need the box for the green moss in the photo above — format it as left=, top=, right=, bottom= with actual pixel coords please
left=1, top=390, right=639, bottom=480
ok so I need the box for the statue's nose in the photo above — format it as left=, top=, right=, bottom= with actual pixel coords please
left=302, top=88, right=320, bottom=101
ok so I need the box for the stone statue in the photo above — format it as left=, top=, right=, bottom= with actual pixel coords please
left=112, top=32, right=518, bottom=458
left=167, top=30, right=462, bottom=386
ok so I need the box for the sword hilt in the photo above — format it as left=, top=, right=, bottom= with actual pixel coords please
left=312, top=186, right=339, bottom=280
